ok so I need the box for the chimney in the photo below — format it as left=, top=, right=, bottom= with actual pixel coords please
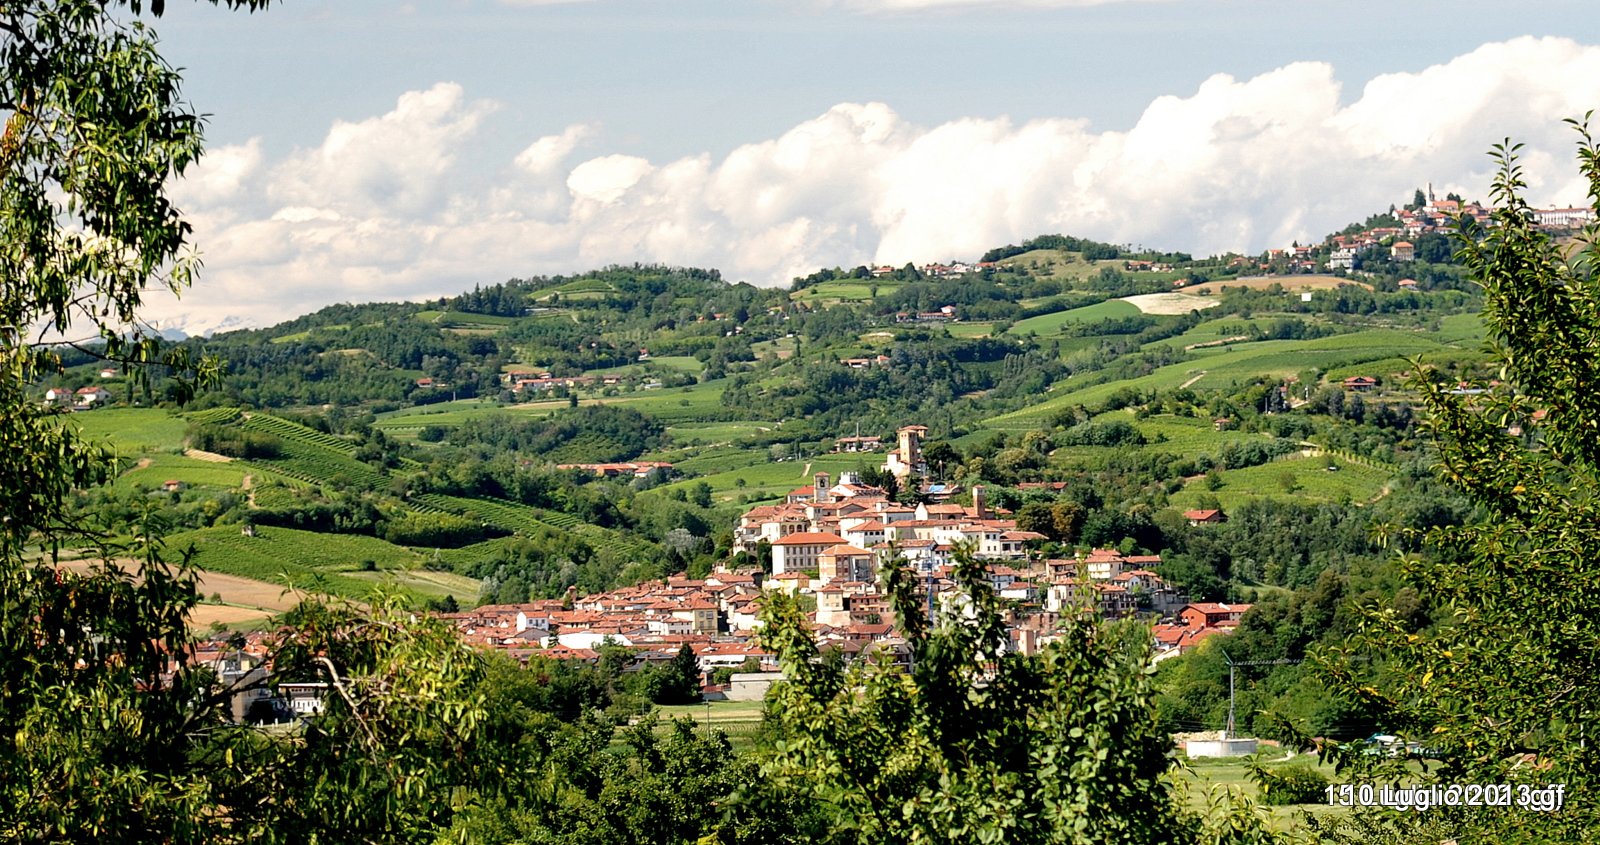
left=814, top=472, right=830, bottom=503
left=972, top=484, right=986, bottom=519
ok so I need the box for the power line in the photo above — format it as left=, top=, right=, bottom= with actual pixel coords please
left=1221, top=650, right=1302, bottom=737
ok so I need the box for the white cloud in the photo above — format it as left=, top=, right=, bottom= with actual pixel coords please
left=515, top=124, right=595, bottom=176
left=270, top=82, right=496, bottom=217
left=153, top=36, right=1600, bottom=334
left=816, top=0, right=1165, bottom=10
left=172, top=139, right=263, bottom=208
left=567, top=154, right=655, bottom=205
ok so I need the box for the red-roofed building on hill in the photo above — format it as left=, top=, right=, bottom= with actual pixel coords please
left=1183, top=509, right=1226, bottom=526
left=1179, top=602, right=1253, bottom=629
left=818, top=544, right=875, bottom=586
left=771, top=532, right=848, bottom=575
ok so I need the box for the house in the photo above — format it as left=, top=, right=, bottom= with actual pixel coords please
left=162, top=479, right=185, bottom=493
left=1390, top=241, right=1415, bottom=262
left=277, top=682, right=330, bottom=717
left=1183, top=509, right=1225, bottom=526
left=1397, top=278, right=1419, bottom=290
left=835, top=435, right=883, bottom=453
left=1178, top=602, right=1253, bottom=629
left=1342, top=376, right=1378, bottom=391
left=98, top=367, right=119, bottom=379
left=43, top=387, right=72, bottom=405
left=74, top=386, right=111, bottom=407
left=818, top=544, right=875, bottom=586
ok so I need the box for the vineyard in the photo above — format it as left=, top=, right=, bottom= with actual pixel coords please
left=166, top=526, right=437, bottom=600
left=184, top=407, right=243, bottom=426
left=414, top=492, right=652, bottom=561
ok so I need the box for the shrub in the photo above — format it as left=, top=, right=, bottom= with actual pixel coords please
left=1250, top=761, right=1329, bottom=805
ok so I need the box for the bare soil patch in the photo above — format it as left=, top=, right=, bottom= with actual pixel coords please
left=188, top=605, right=275, bottom=628
left=1121, top=293, right=1222, bottom=315
left=56, top=559, right=302, bottom=616
left=184, top=448, right=234, bottom=462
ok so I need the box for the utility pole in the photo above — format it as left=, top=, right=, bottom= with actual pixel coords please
left=1220, top=651, right=1301, bottom=739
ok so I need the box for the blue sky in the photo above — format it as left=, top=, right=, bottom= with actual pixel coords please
left=146, top=0, right=1600, bottom=331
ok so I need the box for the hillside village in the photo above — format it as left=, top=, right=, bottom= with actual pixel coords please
left=195, top=426, right=1253, bottom=715
left=44, top=189, right=1580, bottom=734
left=324, top=425, right=1245, bottom=707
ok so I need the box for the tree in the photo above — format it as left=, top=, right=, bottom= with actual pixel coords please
left=665, top=641, right=703, bottom=704
left=757, top=545, right=1277, bottom=844
left=1, top=5, right=494, bottom=841
left=1, top=1, right=258, bottom=837
left=1318, top=126, right=1600, bottom=843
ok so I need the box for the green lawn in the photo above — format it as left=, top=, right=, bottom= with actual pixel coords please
left=947, top=321, right=999, bottom=337
left=652, top=699, right=768, bottom=753
left=789, top=279, right=904, bottom=304
left=1180, top=754, right=1348, bottom=832
left=660, top=453, right=870, bottom=503
left=644, top=356, right=705, bottom=374
left=1168, top=454, right=1391, bottom=511
left=1007, top=299, right=1140, bottom=336
left=666, top=421, right=777, bottom=445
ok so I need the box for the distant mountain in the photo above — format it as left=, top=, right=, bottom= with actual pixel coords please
left=150, top=312, right=256, bottom=339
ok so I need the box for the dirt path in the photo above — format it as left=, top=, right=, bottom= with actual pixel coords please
left=184, top=448, right=234, bottom=463
left=1179, top=371, right=1208, bottom=389
left=135, top=457, right=152, bottom=469
left=241, top=473, right=257, bottom=507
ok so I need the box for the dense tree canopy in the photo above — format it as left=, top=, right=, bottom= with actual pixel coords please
left=1319, top=129, right=1600, bottom=843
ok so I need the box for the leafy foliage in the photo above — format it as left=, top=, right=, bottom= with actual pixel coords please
left=758, top=546, right=1232, bottom=844
left=1319, top=125, right=1600, bottom=843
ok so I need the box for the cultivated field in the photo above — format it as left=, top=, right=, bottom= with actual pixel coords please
left=1008, top=299, right=1142, bottom=335
left=1187, top=275, right=1371, bottom=294
left=70, top=407, right=188, bottom=452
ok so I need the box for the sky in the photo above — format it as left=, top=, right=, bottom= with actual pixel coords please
left=144, top=0, right=1600, bottom=333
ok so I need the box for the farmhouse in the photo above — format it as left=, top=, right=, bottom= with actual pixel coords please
left=74, top=386, right=111, bottom=407
left=557, top=461, right=672, bottom=479
left=834, top=435, right=883, bottom=452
